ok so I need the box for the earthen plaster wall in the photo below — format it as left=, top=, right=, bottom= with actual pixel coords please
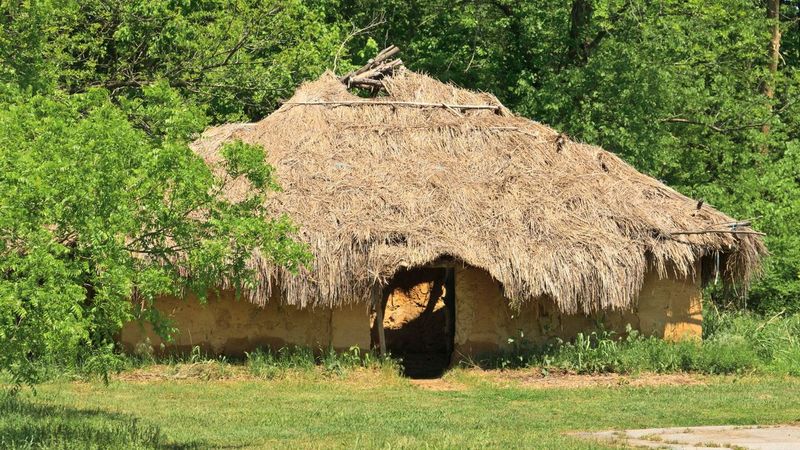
left=453, top=265, right=702, bottom=358
left=121, top=265, right=702, bottom=359
left=119, top=291, right=370, bottom=356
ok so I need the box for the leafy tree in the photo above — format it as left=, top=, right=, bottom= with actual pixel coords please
left=338, top=0, right=800, bottom=312
left=0, top=85, right=310, bottom=384
left=0, top=0, right=344, bottom=384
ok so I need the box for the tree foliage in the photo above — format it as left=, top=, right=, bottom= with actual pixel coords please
left=1, top=0, right=345, bottom=121
left=337, top=0, right=800, bottom=312
left=1, top=0, right=800, bottom=383
left=0, top=0, right=326, bottom=384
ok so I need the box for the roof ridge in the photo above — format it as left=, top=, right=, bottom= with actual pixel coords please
left=282, top=99, right=502, bottom=113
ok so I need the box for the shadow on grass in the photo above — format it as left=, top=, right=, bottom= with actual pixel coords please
left=0, top=394, right=216, bottom=449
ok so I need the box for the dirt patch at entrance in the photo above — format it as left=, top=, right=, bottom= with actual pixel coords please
left=408, top=378, right=466, bottom=391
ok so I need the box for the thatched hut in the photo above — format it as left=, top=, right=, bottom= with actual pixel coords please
left=121, top=52, right=765, bottom=374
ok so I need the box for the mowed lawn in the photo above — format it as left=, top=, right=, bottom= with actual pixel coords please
left=3, top=370, right=800, bottom=449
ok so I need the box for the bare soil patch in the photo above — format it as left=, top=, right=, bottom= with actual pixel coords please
left=112, top=364, right=712, bottom=390
left=577, top=425, right=800, bottom=449
left=113, top=363, right=244, bottom=382
left=408, top=378, right=466, bottom=391
left=472, top=368, right=710, bottom=389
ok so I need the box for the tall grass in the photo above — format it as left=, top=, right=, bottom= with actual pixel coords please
left=480, top=309, right=800, bottom=375
left=0, top=343, right=402, bottom=385
left=246, top=345, right=400, bottom=379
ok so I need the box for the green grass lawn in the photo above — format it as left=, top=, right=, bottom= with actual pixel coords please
left=3, top=369, right=800, bottom=449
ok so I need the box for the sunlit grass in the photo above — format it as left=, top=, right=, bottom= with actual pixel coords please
left=3, top=372, right=800, bottom=449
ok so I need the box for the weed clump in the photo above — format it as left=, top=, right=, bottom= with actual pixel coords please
left=246, top=346, right=400, bottom=380
left=478, top=309, right=800, bottom=376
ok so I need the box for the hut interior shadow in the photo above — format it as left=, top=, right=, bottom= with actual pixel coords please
left=372, top=267, right=455, bottom=378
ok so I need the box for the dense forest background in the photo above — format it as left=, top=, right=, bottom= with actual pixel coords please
left=1, top=0, right=798, bottom=381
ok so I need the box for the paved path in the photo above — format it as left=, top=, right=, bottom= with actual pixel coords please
left=576, top=425, right=800, bottom=449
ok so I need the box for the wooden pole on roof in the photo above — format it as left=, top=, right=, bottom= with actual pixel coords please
left=283, top=100, right=500, bottom=111
left=339, top=45, right=404, bottom=92
left=669, top=230, right=766, bottom=237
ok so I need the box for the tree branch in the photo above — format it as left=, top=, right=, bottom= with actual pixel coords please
left=333, top=14, right=386, bottom=73
left=660, top=117, right=767, bottom=134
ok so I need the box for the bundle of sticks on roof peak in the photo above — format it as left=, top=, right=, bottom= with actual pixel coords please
left=339, top=45, right=403, bottom=91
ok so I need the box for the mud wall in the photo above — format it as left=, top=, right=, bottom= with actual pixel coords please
left=120, top=265, right=702, bottom=359
left=331, top=304, right=372, bottom=351
left=119, top=291, right=370, bottom=356
left=453, top=265, right=702, bottom=358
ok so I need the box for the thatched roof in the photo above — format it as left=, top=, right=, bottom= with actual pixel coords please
left=191, top=68, right=766, bottom=314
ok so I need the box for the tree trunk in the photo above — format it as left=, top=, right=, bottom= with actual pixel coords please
left=568, top=0, right=593, bottom=62
left=761, top=0, right=781, bottom=153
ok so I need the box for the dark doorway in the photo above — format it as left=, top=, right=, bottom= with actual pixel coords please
left=372, top=267, right=456, bottom=378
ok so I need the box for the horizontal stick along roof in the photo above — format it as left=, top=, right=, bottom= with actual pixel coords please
left=191, top=69, right=765, bottom=313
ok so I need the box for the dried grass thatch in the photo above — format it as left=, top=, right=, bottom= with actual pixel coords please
left=191, top=69, right=766, bottom=314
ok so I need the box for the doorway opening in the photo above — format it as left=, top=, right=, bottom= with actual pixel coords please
left=372, top=267, right=455, bottom=378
